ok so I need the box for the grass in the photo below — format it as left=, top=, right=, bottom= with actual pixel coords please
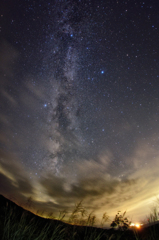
left=0, top=195, right=159, bottom=240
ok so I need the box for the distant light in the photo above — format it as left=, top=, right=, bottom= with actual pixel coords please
left=44, top=104, right=47, bottom=107
left=101, top=70, right=104, bottom=74
left=130, top=223, right=142, bottom=228
left=135, top=224, right=140, bottom=228
left=70, top=34, right=73, bottom=37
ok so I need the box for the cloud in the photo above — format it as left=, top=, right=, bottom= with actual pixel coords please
left=1, top=143, right=159, bottom=225
left=0, top=146, right=142, bottom=223
left=37, top=144, right=159, bottom=223
left=38, top=167, right=140, bottom=217
left=0, top=150, right=34, bottom=198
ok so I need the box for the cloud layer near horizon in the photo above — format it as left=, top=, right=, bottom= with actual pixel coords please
left=1, top=143, right=159, bottom=225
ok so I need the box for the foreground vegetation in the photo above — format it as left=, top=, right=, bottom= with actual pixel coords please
left=0, top=195, right=159, bottom=240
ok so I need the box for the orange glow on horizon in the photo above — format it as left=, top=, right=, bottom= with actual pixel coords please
left=130, top=223, right=142, bottom=228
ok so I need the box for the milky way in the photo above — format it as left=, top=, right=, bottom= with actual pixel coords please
left=0, top=0, right=159, bottom=225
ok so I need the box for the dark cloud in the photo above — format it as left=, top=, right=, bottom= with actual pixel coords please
left=40, top=175, right=66, bottom=198
left=0, top=173, right=15, bottom=193
left=39, top=170, right=139, bottom=210
left=0, top=150, right=34, bottom=197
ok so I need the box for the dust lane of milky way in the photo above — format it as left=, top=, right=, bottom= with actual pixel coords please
left=0, top=0, right=159, bottom=225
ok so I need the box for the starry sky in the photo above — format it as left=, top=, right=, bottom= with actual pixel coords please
left=0, top=0, right=159, bottom=226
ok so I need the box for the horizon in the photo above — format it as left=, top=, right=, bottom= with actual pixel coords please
left=1, top=192, right=158, bottom=229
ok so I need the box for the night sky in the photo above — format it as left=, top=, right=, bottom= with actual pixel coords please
left=0, top=0, right=159, bottom=226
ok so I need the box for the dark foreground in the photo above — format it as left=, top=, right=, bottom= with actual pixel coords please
left=0, top=194, right=159, bottom=240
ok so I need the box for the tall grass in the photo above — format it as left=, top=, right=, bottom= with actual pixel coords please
left=0, top=197, right=112, bottom=240
left=1, top=195, right=159, bottom=240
